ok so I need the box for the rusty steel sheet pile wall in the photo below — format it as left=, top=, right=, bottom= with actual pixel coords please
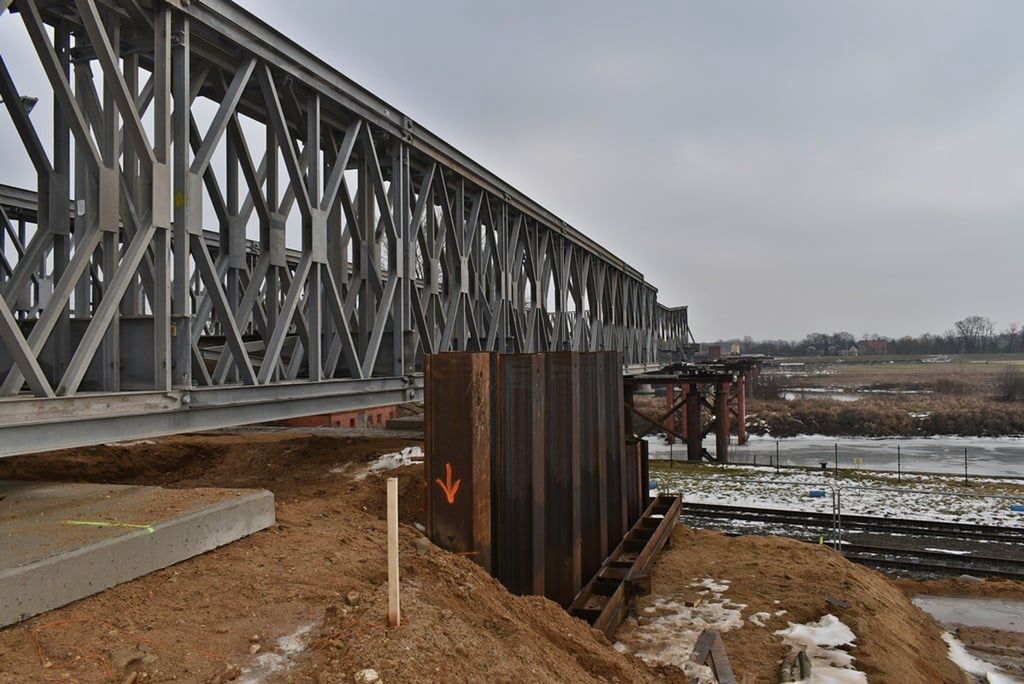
left=424, top=350, right=648, bottom=607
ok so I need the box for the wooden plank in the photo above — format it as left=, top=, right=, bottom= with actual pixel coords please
left=689, top=630, right=738, bottom=684
left=424, top=352, right=495, bottom=572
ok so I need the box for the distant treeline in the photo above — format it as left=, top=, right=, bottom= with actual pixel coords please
left=711, top=315, right=1024, bottom=356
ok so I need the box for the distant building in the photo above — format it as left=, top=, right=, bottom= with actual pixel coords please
left=859, top=339, right=888, bottom=355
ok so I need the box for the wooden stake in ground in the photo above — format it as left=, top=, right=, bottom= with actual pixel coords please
left=387, top=476, right=400, bottom=627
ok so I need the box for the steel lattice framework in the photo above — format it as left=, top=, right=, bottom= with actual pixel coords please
left=0, top=0, right=690, bottom=456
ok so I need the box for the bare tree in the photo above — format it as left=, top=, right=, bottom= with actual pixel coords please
left=954, top=315, right=995, bottom=352
left=1002, top=322, right=1020, bottom=353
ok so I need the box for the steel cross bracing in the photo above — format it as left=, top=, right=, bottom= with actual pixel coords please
left=0, top=0, right=690, bottom=457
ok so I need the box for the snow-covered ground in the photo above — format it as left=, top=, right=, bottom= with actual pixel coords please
left=648, top=434, right=1024, bottom=477
left=775, top=614, right=867, bottom=683
left=651, top=463, right=1024, bottom=527
left=615, top=578, right=867, bottom=683
left=613, top=578, right=748, bottom=683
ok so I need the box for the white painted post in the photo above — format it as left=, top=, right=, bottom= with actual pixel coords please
left=387, top=476, right=400, bottom=627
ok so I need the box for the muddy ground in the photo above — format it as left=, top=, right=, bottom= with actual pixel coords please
left=894, top=577, right=1024, bottom=680
left=0, top=429, right=999, bottom=682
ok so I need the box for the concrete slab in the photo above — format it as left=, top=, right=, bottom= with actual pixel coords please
left=0, top=480, right=275, bottom=627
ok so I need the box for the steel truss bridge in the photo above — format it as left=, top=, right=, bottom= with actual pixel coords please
left=0, top=0, right=691, bottom=457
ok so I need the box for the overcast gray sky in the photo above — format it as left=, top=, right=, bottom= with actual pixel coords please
left=4, top=1, right=1022, bottom=340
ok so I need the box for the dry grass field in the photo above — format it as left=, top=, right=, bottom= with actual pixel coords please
left=755, top=355, right=1024, bottom=437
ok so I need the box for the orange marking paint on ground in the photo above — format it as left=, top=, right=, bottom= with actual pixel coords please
left=435, top=462, right=462, bottom=504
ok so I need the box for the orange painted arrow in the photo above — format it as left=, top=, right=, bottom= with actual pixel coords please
left=435, top=462, right=461, bottom=504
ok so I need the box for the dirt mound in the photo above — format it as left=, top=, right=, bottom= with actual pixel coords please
left=0, top=431, right=664, bottom=683
left=0, top=431, right=972, bottom=682
left=617, top=526, right=966, bottom=683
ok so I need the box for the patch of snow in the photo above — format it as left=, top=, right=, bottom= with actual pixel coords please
left=689, top=578, right=730, bottom=593
left=616, top=578, right=745, bottom=675
left=775, top=614, right=866, bottom=684
left=354, top=446, right=424, bottom=480
left=105, top=439, right=156, bottom=447
left=750, top=611, right=772, bottom=627
left=239, top=622, right=316, bottom=683
left=941, top=632, right=1020, bottom=684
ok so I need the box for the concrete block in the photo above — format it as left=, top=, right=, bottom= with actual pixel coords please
left=0, top=481, right=275, bottom=627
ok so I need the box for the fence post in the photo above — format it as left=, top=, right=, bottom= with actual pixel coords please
left=964, top=448, right=968, bottom=485
left=897, top=444, right=901, bottom=483
left=834, top=443, right=839, bottom=478
left=832, top=487, right=842, bottom=550
left=775, top=441, right=780, bottom=474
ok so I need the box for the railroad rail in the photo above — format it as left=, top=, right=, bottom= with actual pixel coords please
left=0, top=0, right=690, bottom=457
left=679, top=502, right=1024, bottom=580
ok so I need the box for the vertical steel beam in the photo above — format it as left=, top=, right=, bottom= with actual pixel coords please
left=170, top=12, right=191, bottom=388
left=306, top=92, right=322, bottom=382
left=666, top=382, right=675, bottom=445
left=48, top=21, right=72, bottom=385
left=392, top=141, right=410, bottom=376
left=686, top=384, right=702, bottom=462
left=680, top=383, right=689, bottom=438
left=151, top=1, right=172, bottom=391
left=98, top=8, right=121, bottom=391
left=715, top=382, right=731, bottom=463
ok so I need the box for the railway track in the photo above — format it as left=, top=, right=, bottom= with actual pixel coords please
left=680, top=502, right=1024, bottom=580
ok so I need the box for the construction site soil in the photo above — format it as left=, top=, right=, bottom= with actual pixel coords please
left=0, top=429, right=991, bottom=683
